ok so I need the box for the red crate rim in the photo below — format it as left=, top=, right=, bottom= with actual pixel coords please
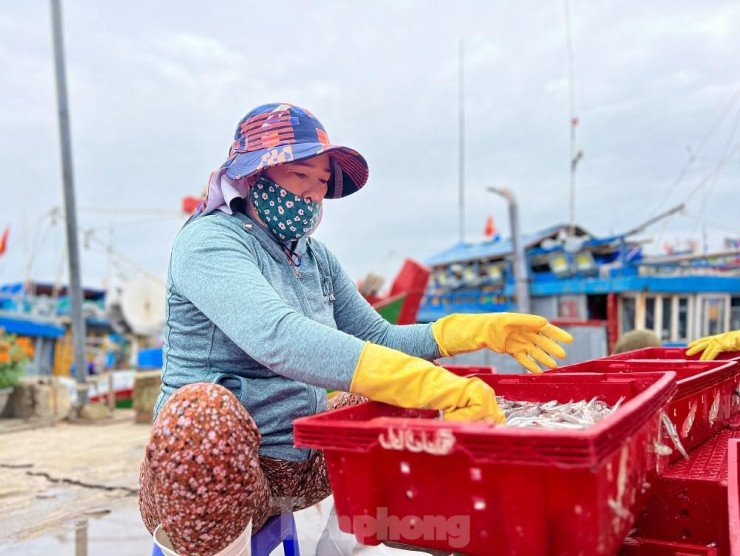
left=295, top=372, right=677, bottom=467
left=554, top=359, right=738, bottom=400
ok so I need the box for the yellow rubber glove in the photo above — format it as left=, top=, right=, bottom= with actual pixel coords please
left=349, top=342, right=506, bottom=423
left=686, top=330, right=740, bottom=361
left=432, top=312, right=573, bottom=374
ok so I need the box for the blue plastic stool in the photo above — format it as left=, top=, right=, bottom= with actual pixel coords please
left=252, top=513, right=301, bottom=556
left=152, top=513, right=300, bottom=556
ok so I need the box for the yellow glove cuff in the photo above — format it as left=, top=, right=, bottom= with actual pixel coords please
left=350, top=342, right=505, bottom=423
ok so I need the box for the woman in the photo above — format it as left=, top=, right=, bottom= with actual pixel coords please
left=139, top=102, right=573, bottom=555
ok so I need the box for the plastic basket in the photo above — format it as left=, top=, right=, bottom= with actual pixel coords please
left=550, top=359, right=739, bottom=458
left=603, top=347, right=740, bottom=362
left=631, top=427, right=740, bottom=554
left=619, top=536, right=719, bottom=555
left=294, top=372, right=676, bottom=556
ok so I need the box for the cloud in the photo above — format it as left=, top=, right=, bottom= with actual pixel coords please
left=1, top=0, right=739, bottom=290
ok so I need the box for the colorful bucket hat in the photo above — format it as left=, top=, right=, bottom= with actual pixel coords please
left=220, top=103, right=369, bottom=199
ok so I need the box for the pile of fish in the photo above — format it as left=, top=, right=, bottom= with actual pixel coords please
left=497, top=397, right=623, bottom=430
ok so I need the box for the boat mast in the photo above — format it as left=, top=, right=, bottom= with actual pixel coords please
left=458, top=40, right=466, bottom=244
left=564, top=0, right=582, bottom=237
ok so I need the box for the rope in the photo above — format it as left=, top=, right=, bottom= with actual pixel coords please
left=639, top=87, right=740, bottom=223
left=81, top=229, right=165, bottom=286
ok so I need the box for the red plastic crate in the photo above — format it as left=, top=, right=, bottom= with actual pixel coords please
left=728, top=439, right=740, bottom=556
left=602, top=347, right=740, bottom=362
left=294, top=372, right=677, bottom=556
left=631, top=428, right=740, bottom=554
left=619, top=537, right=718, bottom=555
left=550, top=359, right=738, bottom=459
left=728, top=413, right=740, bottom=430
left=442, top=364, right=495, bottom=378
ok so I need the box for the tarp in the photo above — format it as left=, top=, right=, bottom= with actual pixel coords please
left=424, top=224, right=567, bottom=266
left=0, top=314, right=65, bottom=338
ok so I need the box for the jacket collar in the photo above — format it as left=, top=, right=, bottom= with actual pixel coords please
left=230, top=210, right=310, bottom=259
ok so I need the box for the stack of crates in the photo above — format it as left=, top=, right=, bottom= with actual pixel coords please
left=554, top=348, right=740, bottom=555
left=294, top=350, right=740, bottom=555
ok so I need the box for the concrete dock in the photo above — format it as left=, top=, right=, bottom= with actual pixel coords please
left=0, top=410, right=149, bottom=549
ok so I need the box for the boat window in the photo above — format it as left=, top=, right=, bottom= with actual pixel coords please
left=661, top=297, right=672, bottom=342
left=586, top=294, right=607, bottom=320
left=645, top=297, right=656, bottom=332
left=677, top=297, right=689, bottom=341
left=558, top=295, right=584, bottom=320
left=700, top=296, right=726, bottom=337
left=621, top=297, right=636, bottom=334
left=732, top=297, right=740, bottom=331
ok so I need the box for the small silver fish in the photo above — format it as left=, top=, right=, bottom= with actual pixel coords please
left=498, top=396, right=624, bottom=430
left=660, top=412, right=689, bottom=460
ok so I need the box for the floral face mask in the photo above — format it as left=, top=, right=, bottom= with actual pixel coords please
left=249, top=176, right=322, bottom=242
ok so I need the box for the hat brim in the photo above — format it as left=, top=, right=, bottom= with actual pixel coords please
left=222, top=143, right=368, bottom=199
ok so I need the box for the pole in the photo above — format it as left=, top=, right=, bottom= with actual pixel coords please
left=487, top=187, right=531, bottom=313
left=623, top=203, right=686, bottom=237
left=564, top=0, right=578, bottom=237
left=50, top=0, right=88, bottom=405
left=458, top=40, right=465, bottom=244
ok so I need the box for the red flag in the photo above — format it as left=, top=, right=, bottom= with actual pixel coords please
left=181, top=196, right=202, bottom=214
left=484, top=215, right=496, bottom=238
left=0, top=227, right=8, bottom=257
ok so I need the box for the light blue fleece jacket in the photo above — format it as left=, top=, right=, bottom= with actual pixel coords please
left=154, top=209, right=441, bottom=461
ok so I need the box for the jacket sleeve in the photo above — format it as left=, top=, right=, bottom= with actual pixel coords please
left=169, top=219, right=365, bottom=392
left=321, top=245, right=441, bottom=360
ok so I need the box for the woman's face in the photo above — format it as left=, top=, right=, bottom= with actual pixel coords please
left=262, top=153, right=331, bottom=203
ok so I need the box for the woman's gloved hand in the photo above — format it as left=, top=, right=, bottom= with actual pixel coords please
left=431, top=312, right=574, bottom=374
left=349, top=342, right=505, bottom=423
left=686, top=330, right=740, bottom=361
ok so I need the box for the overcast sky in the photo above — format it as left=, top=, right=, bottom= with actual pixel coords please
left=1, top=1, right=739, bottom=293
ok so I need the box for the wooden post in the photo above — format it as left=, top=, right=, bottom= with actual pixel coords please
left=107, top=372, right=115, bottom=413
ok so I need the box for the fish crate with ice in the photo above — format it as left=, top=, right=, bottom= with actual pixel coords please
left=293, top=372, right=677, bottom=556
left=549, top=359, right=739, bottom=457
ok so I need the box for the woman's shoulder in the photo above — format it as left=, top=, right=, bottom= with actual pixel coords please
left=181, top=212, right=252, bottom=237
left=174, top=213, right=256, bottom=252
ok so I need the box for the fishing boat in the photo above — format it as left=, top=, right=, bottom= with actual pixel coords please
left=0, top=281, right=138, bottom=408
left=417, top=221, right=740, bottom=370
left=359, top=258, right=430, bottom=325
